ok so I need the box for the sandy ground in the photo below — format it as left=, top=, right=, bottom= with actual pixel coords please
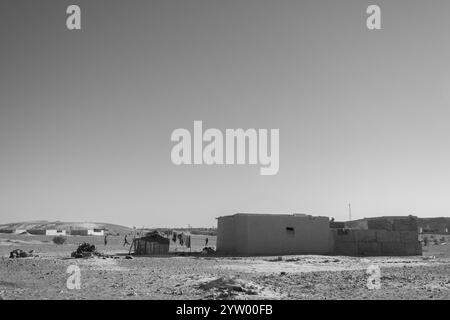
left=0, top=234, right=449, bottom=300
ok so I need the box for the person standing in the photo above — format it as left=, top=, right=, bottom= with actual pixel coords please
left=104, top=234, right=108, bottom=246
left=123, top=235, right=129, bottom=246
left=205, top=237, right=209, bottom=246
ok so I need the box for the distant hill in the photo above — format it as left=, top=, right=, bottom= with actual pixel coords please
left=0, top=221, right=133, bottom=235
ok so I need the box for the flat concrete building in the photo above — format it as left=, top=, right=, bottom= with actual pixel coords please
left=216, top=213, right=333, bottom=256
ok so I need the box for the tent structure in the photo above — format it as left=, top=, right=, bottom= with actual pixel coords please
left=129, top=231, right=170, bottom=255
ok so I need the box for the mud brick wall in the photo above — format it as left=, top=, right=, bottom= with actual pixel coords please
left=330, top=221, right=346, bottom=229
left=332, top=216, right=422, bottom=256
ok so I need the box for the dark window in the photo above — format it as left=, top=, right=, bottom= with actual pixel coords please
left=286, top=227, right=295, bottom=236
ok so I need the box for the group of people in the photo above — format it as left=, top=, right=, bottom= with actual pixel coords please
left=102, top=234, right=130, bottom=247
left=171, top=231, right=210, bottom=249
left=103, top=232, right=210, bottom=249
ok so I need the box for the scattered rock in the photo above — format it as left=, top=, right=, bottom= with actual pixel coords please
left=216, top=291, right=231, bottom=299
left=245, top=289, right=259, bottom=295
left=422, top=256, right=436, bottom=260
left=198, top=276, right=261, bottom=298
left=267, top=256, right=283, bottom=262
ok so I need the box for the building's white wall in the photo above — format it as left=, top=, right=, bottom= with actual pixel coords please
left=87, top=229, right=105, bottom=236
left=46, top=230, right=67, bottom=236
left=217, top=214, right=332, bottom=255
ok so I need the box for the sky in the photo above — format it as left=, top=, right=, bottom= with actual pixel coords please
left=1, top=0, right=450, bottom=228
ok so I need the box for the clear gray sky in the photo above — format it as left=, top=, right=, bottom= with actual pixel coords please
left=1, top=0, right=450, bottom=227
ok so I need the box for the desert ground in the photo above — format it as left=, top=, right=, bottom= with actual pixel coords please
left=0, top=233, right=449, bottom=300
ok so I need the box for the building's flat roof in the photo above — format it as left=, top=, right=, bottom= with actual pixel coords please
left=350, top=215, right=417, bottom=221
left=217, top=213, right=329, bottom=219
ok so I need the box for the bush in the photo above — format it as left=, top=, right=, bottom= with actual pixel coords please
left=52, top=235, right=67, bottom=245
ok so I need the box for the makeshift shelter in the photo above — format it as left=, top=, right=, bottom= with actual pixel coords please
left=130, top=231, right=170, bottom=255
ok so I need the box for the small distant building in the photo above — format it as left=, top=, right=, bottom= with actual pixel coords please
left=69, top=228, right=105, bottom=236
left=130, top=231, right=170, bottom=255
left=87, top=229, right=105, bottom=236
left=28, top=229, right=46, bottom=235
left=217, top=213, right=333, bottom=256
left=45, top=229, right=67, bottom=236
left=70, top=229, right=88, bottom=236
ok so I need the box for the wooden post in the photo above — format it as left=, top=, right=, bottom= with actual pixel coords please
left=128, top=239, right=135, bottom=255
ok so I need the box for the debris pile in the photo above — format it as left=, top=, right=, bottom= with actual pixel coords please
left=201, top=247, right=216, bottom=255
left=9, top=249, right=37, bottom=259
left=71, top=242, right=99, bottom=258
left=198, top=276, right=260, bottom=298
